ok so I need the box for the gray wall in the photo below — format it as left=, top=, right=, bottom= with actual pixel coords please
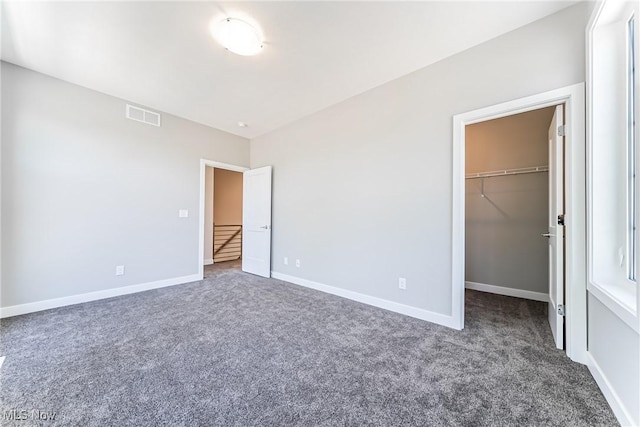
left=465, top=108, right=553, bottom=294
left=1, top=62, right=249, bottom=308
left=250, top=3, right=591, bottom=316
left=466, top=174, right=549, bottom=293
left=588, top=295, right=639, bottom=424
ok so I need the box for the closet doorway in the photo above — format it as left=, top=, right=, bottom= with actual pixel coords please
left=204, top=166, right=244, bottom=276
left=464, top=105, right=566, bottom=349
left=451, top=84, right=586, bottom=363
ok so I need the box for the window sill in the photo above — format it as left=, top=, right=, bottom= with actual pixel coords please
left=588, top=280, right=638, bottom=332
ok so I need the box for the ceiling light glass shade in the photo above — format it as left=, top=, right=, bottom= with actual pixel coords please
left=213, top=18, right=263, bottom=56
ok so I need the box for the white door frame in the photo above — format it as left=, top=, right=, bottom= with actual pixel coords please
left=451, top=83, right=587, bottom=364
left=198, top=159, right=249, bottom=279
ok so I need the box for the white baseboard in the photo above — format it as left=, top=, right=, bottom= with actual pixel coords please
left=271, top=271, right=460, bottom=330
left=0, top=274, right=201, bottom=319
left=465, top=281, right=548, bottom=302
left=204, top=259, right=214, bottom=266
left=587, top=352, right=636, bottom=427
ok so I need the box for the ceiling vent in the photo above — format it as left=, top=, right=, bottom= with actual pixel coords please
left=126, top=104, right=161, bottom=127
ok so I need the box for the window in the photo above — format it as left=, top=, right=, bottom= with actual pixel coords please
left=588, top=0, right=639, bottom=321
left=629, top=16, right=637, bottom=282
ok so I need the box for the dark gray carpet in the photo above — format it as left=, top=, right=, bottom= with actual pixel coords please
left=1, top=265, right=617, bottom=426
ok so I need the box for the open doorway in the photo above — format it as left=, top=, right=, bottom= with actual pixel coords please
left=464, top=106, right=563, bottom=343
left=198, top=160, right=273, bottom=281
left=204, top=167, right=244, bottom=277
left=451, top=83, right=586, bottom=363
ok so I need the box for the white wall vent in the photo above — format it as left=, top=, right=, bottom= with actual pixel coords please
left=126, top=104, right=161, bottom=127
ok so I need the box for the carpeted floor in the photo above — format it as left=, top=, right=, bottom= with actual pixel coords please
left=204, top=259, right=242, bottom=277
left=0, top=265, right=617, bottom=426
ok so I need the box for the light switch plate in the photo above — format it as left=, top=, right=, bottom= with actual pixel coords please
left=179, top=209, right=189, bottom=218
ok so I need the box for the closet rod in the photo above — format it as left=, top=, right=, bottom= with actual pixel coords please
left=465, top=165, right=549, bottom=179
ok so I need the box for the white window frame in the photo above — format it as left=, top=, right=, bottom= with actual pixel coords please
left=627, top=15, right=637, bottom=283
left=586, top=0, right=639, bottom=332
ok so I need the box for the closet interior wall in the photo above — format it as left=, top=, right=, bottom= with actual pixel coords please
left=465, top=107, right=555, bottom=295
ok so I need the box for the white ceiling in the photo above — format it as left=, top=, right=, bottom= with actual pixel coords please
left=2, top=1, right=576, bottom=138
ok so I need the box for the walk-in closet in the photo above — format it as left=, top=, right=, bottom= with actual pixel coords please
left=465, top=106, right=556, bottom=302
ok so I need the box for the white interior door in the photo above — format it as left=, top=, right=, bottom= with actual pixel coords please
left=242, top=166, right=272, bottom=277
left=546, top=105, right=565, bottom=349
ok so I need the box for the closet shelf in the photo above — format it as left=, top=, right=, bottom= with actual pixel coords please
left=465, top=165, right=549, bottom=179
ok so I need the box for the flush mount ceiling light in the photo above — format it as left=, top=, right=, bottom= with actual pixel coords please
left=212, top=18, right=263, bottom=56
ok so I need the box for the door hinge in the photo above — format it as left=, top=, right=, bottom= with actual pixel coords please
left=557, top=214, right=565, bottom=226
left=557, top=304, right=565, bottom=316
left=557, top=125, right=566, bottom=137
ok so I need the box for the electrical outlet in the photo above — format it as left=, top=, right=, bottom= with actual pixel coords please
left=284, top=257, right=288, bottom=265
left=116, top=265, right=125, bottom=276
left=295, top=259, right=301, bottom=268
left=178, top=209, right=189, bottom=218
left=399, top=277, right=407, bottom=290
